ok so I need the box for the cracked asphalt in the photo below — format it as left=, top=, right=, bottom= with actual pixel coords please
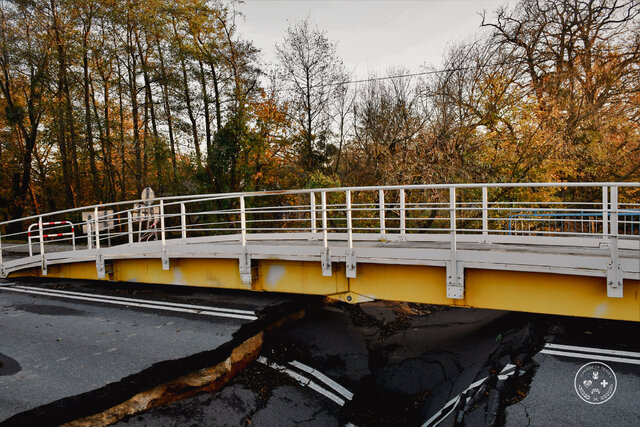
left=117, top=301, right=640, bottom=427
left=116, top=302, right=534, bottom=426
left=2, top=277, right=639, bottom=426
left=0, top=278, right=295, bottom=423
left=504, top=317, right=640, bottom=427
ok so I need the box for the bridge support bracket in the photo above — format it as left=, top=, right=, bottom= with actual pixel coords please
left=96, top=252, right=105, bottom=279
left=161, top=249, right=170, bottom=271
left=239, top=250, right=252, bottom=285
left=446, top=261, right=465, bottom=299
left=321, top=248, right=332, bottom=276
left=606, top=262, right=623, bottom=298
left=346, top=250, right=357, bottom=279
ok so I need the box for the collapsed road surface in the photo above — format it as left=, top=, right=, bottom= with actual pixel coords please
left=2, top=278, right=640, bottom=426
left=0, top=278, right=310, bottom=426
left=116, top=302, right=640, bottom=427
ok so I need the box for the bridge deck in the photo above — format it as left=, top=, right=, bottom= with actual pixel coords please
left=5, top=234, right=640, bottom=276
left=2, top=182, right=640, bottom=321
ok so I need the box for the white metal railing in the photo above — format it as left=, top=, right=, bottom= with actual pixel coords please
left=0, top=182, right=638, bottom=298
left=27, top=220, right=75, bottom=256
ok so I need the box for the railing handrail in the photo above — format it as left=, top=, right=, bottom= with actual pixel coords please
left=1, top=181, right=639, bottom=227
left=0, top=181, right=636, bottom=300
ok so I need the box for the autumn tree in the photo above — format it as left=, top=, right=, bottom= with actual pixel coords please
left=0, top=0, right=51, bottom=221
left=481, top=0, right=640, bottom=183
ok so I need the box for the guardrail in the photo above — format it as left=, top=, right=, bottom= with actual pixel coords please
left=27, top=221, right=75, bottom=256
left=0, top=182, right=638, bottom=299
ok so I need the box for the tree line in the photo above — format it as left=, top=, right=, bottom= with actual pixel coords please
left=0, top=0, right=638, bottom=221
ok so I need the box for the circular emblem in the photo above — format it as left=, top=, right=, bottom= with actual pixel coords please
left=574, top=362, right=617, bottom=404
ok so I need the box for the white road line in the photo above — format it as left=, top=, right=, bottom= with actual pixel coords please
left=544, top=343, right=640, bottom=359
left=257, top=356, right=346, bottom=406
left=497, top=363, right=518, bottom=381
left=289, top=360, right=354, bottom=400
left=1, top=287, right=257, bottom=320
left=423, top=343, right=640, bottom=426
left=540, top=349, right=640, bottom=365
left=14, top=285, right=255, bottom=315
left=422, top=376, right=488, bottom=427
left=422, top=363, right=520, bottom=427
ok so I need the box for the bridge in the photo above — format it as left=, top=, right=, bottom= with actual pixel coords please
left=1, top=182, right=639, bottom=321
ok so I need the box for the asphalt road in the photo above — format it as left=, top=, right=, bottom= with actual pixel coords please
left=116, top=302, right=640, bottom=427
left=2, top=277, right=639, bottom=426
left=0, top=278, right=293, bottom=423
left=504, top=318, right=640, bottom=427
left=117, top=302, right=521, bottom=426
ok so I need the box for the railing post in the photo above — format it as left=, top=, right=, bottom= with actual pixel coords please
left=240, top=196, right=247, bottom=247
left=29, top=224, right=34, bottom=256
left=94, top=207, right=100, bottom=250
left=602, top=186, right=608, bottom=239
left=482, top=186, right=488, bottom=237
left=346, top=190, right=353, bottom=249
left=238, top=195, right=251, bottom=284
left=38, top=216, right=46, bottom=275
left=321, top=191, right=332, bottom=276
left=160, top=199, right=170, bottom=270
left=0, top=229, right=4, bottom=277
left=321, top=192, right=328, bottom=249
left=379, top=189, right=386, bottom=238
left=94, top=206, right=105, bottom=278
left=607, top=186, right=623, bottom=298
left=345, top=189, right=356, bottom=278
left=447, top=187, right=464, bottom=299
left=310, top=192, right=317, bottom=238
left=450, top=187, right=456, bottom=252
left=127, top=211, right=134, bottom=245
left=399, top=189, right=406, bottom=239
left=160, top=200, right=166, bottom=248
left=180, top=202, right=187, bottom=242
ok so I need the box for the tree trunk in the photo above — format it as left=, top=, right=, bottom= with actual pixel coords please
left=136, top=31, right=160, bottom=190
left=155, top=35, right=177, bottom=182
left=50, top=0, right=75, bottom=207
left=199, top=60, right=212, bottom=159
left=181, top=57, right=201, bottom=165
left=172, top=18, right=201, bottom=165
left=209, top=62, right=222, bottom=132
left=126, top=26, right=142, bottom=192
left=116, top=58, right=127, bottom=200
left=83, top=19, right=101, bottom=202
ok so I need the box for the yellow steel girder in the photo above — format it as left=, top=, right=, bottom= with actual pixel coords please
left=10, top=257, right=640, bottom=322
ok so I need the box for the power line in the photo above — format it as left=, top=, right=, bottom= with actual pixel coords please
left=267, top=59, right=528, bottom=93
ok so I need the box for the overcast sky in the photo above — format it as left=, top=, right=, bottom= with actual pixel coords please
left=238, top=0, right=509, bottom=78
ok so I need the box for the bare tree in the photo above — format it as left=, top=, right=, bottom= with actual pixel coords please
left=276, top=18, right=345, bottom=172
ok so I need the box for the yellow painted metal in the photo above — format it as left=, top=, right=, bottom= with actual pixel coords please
left=114, top=258, right=247, bottom=290
left=348, top=264, right=450, bottom=305
left=464, top=269, right=640, bottom=322
left=9, top=257, right=640, bottom=321
left=259, top=260, right=349, bottom=295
